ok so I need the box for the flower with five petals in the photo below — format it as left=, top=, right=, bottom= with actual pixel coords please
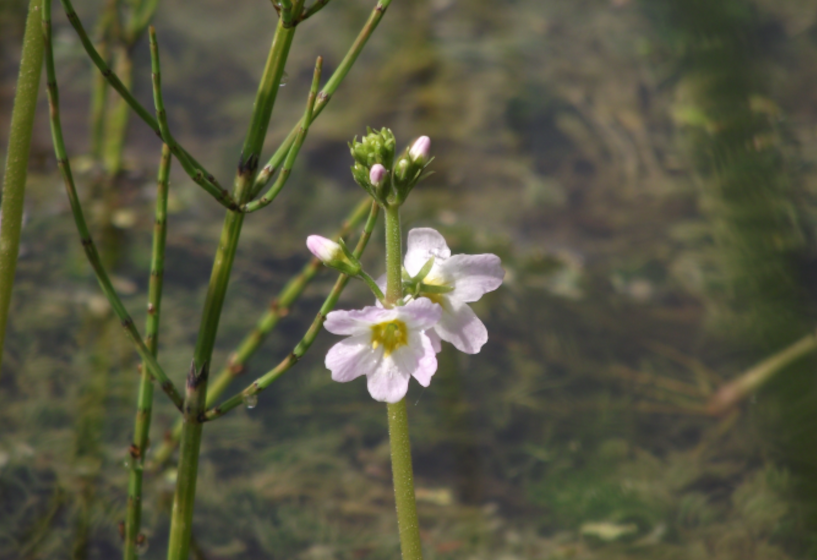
left=404, top=228, right=504, bottom=354
left=324, top=297, right=442, bottom=403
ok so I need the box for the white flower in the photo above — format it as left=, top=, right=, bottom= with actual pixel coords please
left=324, top=298, right=442, bottom=403
left=404, top=228, right=504, bottom=354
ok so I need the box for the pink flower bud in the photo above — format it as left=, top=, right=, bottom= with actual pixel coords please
left=306, top=235, right=361, bottom=275
left=409, top=136, right=431, bottom=164
left=306, top=235, right=343, bottom=264
left=369, top=163, right=387, bottom=187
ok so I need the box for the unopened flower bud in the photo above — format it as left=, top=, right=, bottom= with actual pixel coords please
left=306, top=235, right=361, bottom=276
left=394, top=157, right=410, bottom=183
left=307, top=235, right=342, bottom=263
left=409, top=135, right=431, bottom=164
left=369, top=163, right=387, bottom=187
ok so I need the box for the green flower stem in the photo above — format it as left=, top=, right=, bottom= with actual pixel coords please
left=359, top=269, right=385, bottom=302
left=58, top=0, right=236, bottom=209
left=201, top=201, right=379, bottom=422
left=251, top=0, right=393, bottom=198
left=147, top=197, right=371, bottom=469
left=384, top=203, right=423, bottom=560
left=123, top=143, right=171, bottom=560
left=387, top=400, right=423, bottom=560
left=0, top=0, right=44, bottom=377
left=166, top=8, right=301, bottom=558
left=43, top=0, right=184, bottom=411
left=384, top=204, right=402, bottom=305
left=242, top=56, right=321, bottom=213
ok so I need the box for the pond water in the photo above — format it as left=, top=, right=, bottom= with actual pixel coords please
left=3, top=0, right=817, bottom=558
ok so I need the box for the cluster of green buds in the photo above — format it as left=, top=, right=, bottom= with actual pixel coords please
left=350, top=128, right=433, bottom=207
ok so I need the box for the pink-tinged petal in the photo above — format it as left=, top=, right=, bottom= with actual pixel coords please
left=409, top=332, right=438, bottom=387
left=366, top=356, right=411, bottom=403
left=404, top=228, right=450, bottom=277
left=409, top=136, right=431, bottom=164
left=437, top=254, right=504, bottom=303
left=434, top=298, right=488, bottom=354
left=426, top=329, right=442, bottom=353
left=326, top=334, right=382, bottom=382
left=324, top=306, right=396, bottom=335
left=369, top=163, right=387, bottom=187
left=396, top=297, right=442, bottom=330
left=307, top=235, right=342, bottom=264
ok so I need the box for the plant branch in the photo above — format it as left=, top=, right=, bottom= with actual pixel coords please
left=58, top=0, right=237, bottom=209
left=242, top=56, right=322, bottom=213
left=123, top=143, right=171, bottom=560
left=43, top=0, right=184, bottom=411
left=165, top=5, right=302, bottom=557
left=201, top=201, right=379, bottom=422
left=147, top=196, right=371, bottom=469
left=251, top=0, right=393, bottom=198
left=298, top=0, right=334, bottom=22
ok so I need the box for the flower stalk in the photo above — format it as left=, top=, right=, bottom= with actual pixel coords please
left=383, top=203, right=424, bottom=560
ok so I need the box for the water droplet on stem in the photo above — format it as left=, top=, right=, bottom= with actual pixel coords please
left=243, top=393, right=258, bottom=409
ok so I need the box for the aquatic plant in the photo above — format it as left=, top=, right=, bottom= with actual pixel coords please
left=37, top=0, right=397, bottom=557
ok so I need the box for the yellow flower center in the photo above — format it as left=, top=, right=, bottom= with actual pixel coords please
left=370, top=319, right=408, bottom=357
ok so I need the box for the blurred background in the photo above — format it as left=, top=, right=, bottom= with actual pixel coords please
left=3, top=0, right=817, bottom=558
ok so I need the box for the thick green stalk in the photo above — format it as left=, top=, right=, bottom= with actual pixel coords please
left=202, top=201, right=379, bottom=422
left=148, top=197, right=371, bottom=468
left=0, top=0, right=44, bottom=377
left=384, top=204, right=423, bottom=560
left=123, top=143, right=171, bottom=560
left=243, top=56, right=321, bottom=213
left=43, top=0, right=184, bottom=410
left=251, top=0, right=393, bottom=197
left=59, top=0, right=236, bottom=209
left=384, top=204, right=402, bottom=305
left=165, top=8, right=301, bottom=558
left=387, top=400, right=423, bottom=560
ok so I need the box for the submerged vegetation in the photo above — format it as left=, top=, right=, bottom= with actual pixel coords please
left=3, top=0, right=817, bottom=558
